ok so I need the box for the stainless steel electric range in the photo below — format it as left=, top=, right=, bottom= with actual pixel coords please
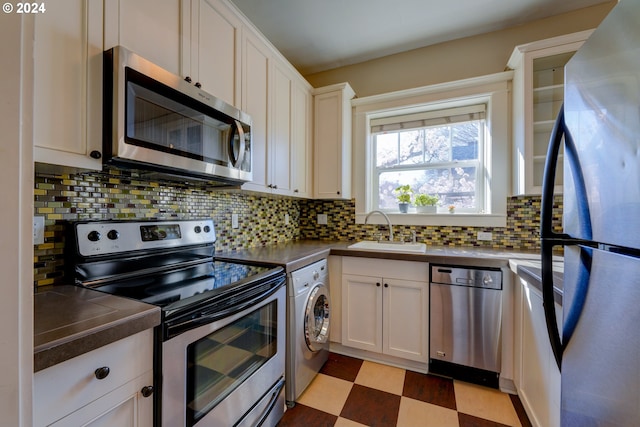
left=65, top=219, right=286, bottom=427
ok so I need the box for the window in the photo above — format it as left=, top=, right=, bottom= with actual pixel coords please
left=352, top=72, right=512, bottom=227
left=372, top=105, right=486, bottom=213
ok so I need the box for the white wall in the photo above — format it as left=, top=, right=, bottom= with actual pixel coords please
left=0, top=12, right=34, bottom=427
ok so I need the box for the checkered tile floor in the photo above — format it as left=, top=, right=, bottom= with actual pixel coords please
left=278, top=353, right=531, bottom=427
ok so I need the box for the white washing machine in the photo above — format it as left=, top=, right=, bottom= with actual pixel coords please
left=286, top=258, right=331, bottom=406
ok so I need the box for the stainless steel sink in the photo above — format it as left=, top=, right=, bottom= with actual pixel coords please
left=347, top=240, right=427, bottom=253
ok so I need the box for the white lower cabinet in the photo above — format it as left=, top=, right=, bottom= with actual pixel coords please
left=48, top=372, right=153, bottom=427
left=34, top=330, right=154, bottom=427
left=341, top=258, right=429, bottom=363
left=515, top=276, right=561, bottom=427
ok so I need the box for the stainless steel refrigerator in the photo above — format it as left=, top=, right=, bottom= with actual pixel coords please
left=540, top=1, right=640, bottom=425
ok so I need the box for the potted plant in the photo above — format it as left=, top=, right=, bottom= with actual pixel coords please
left=414, top=193, right=438, bottom=213
left=393, top=185, right=413, bottom=213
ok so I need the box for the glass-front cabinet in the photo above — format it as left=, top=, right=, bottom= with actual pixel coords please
left=508, top=31, right=592, bottom=195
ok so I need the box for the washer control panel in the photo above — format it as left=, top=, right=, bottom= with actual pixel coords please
left=290, top=259, right=328, bottom=295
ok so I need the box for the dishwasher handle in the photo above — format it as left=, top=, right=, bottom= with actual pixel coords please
left=430, top=265, right=502, bottom=290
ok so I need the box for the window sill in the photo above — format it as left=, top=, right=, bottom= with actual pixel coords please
left=355, top=212, right=506, bottom=228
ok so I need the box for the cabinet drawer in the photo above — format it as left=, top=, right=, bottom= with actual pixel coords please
left=342, top=257, right=428, bottom=281
left=34, top=329, right=153, bottom=427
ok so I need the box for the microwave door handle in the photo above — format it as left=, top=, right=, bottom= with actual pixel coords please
left=229, top=121, right=246, bottom=168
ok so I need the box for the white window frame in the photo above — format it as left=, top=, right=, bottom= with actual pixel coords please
left=371, top=104, right=487, bottom=214
left=352, top=71, right=513, bottom=227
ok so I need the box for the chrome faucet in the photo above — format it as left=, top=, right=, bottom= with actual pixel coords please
left=364, top=210, right=394, bottom=242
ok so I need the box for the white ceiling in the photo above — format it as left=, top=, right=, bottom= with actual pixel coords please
left=229, top=0, right=609, bottom=75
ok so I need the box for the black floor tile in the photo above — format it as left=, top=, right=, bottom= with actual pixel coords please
left=340, top=384, right=401, bottom=427
left=319, top=352, right=363, bottom=382
left=403, top=370, right=457, bottom=411
left=277, top=403, right=337, bottom=427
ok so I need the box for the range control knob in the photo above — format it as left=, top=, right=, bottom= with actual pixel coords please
left=87, top=231, right=101, bottom=242
left=203, top=225, right=211, bottom=233
left=107, top=230, right=120, bottom=240
left=194, top=226, right=202, bottom=233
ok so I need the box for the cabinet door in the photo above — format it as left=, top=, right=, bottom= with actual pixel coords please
left=104, top=0, right=186, bottom=76
left=50, top=371, right=153, bottom=427
left=192, top=0, right=242, bottom=107
left=291, top=79, right=312, bottom=197
left=269, top=60, right=292, bottom=194
left=342, top=274, right=382, bottom=353
left=241, top=30, right=270, bottom=193
left=509, top=32, right=590, bottom=195
left=383, top=278, right=429, bottom=362
left=313, top=83, right=355, bottom=199
left=33, top=0, right=103, bottom=170
left=519, top=282, right=561, bottom=427
left=34, top=330, right=153, bottom=427
left=314, top=90, right=344, bottom=199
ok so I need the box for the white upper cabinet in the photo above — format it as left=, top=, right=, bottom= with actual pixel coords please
left=313, top=83, right=356, bottom=199
left=290, top=79, right=313, bottom=197
left=35, top=0, right=312, bottom=180
left=241, top=26, right=313, bottom=198
left=241, top=29, right=271, bottom=193
left=105, top=0, right=241, bottom=107
left=188, top=0, right=242, bottom=107
left=104, top=0, right=186, bottom=77
left=269, top=60, right=293, bottom=195
left=508, top=31, right=592, bottom=195
left=33, top=0, right=104, bottom=170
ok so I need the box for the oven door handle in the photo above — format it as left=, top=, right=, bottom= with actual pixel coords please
left=164, top=280, right=284, bottom=339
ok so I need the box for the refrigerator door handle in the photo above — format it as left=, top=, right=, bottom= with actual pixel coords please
left=563, top=247, right=592, bottom=349
left=540, top=105, right=565, bottom=241
left=540, top=105, right=595, bottom=370
left=541, top=241, right=564, bottom=370
left=540, top=106, right=570, bottom=370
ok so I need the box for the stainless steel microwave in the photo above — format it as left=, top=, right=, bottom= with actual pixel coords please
left=103, top=46, right=252, bottom=184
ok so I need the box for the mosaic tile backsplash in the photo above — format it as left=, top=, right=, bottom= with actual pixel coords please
left=299, top=196, right=562, bottom=249
left=34, top=168, right=562, bottom=288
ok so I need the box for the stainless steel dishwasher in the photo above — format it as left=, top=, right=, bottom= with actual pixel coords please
left=429, top=265, right=502, bottom=388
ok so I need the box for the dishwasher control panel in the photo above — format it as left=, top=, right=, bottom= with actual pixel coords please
left=430, top=265, right=502, bottom=290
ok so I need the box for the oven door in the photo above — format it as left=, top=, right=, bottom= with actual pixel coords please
left=161, top=284, right=285, bottom=427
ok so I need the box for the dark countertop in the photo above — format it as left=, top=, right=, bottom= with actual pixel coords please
left=509, top=259, right=564, bottom=305
left=34, top=285, right=161, bottom=372
left=215, top=240, right=338, bottom=272
left=217, top=239, right=564, bottom=304
left=36, top=239, right=561, bottom=371
left=215, top=239, right=547, bottom=271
